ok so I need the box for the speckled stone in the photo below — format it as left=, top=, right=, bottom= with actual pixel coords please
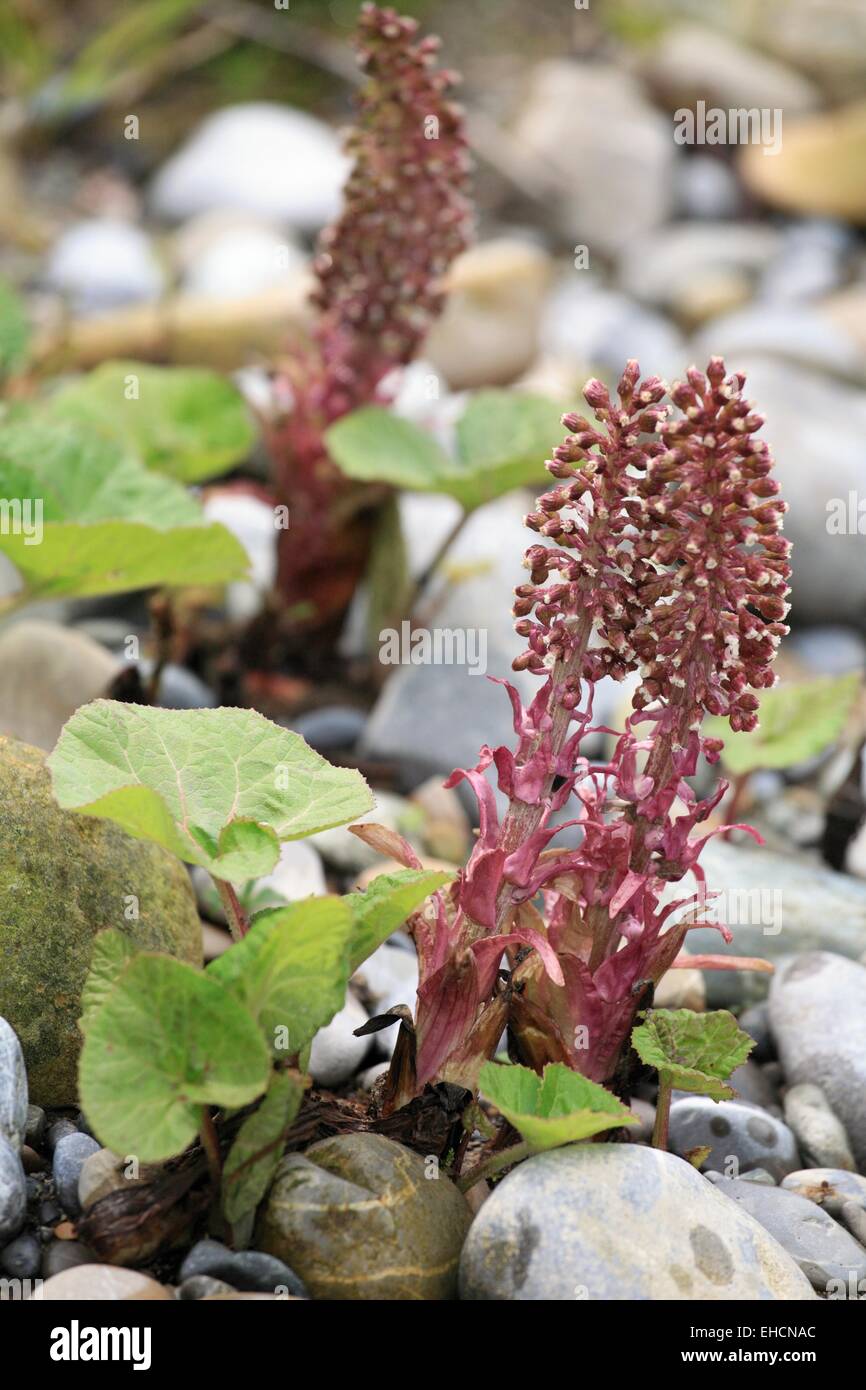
left=458, top=1145, right=815, bottom=1301
left=0, top=736, right=203, bottom=1105
left=669, top=1097, right=800, bottom=1180
left=256, top=1132, right=471, bottom=1300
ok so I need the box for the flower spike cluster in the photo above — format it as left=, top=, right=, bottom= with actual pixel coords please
left=632, top=356, right=791, bottom=733
left=392, top=358, right=791, bottom=1102
left=269, top=4, right=472, bottom=628
left=312, top=3, right=473, bottom=417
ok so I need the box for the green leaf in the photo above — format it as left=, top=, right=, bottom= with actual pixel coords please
left=0, top=278, right=30, bottom=378
left=0, top=417, right=248, bottom=600
left=631, top=1009, right=755, bottom=1101
left=208, top=897, right=353, bottom=1055
left=478, top=1061, right=637, bottom=1151
left=707, top=673, right=862, bottom=776
left=325, top=392, right=560, bottom=513
left=452, top=391, right=561, bottom=512
left=79, top=953, right=271, bottom=1162
left=80, top=929, right=138, bottom=1030
left=48, top=702, right=374, bottom=883
left=48, top=361, right=256, bottom=483
left=221, top=1069, right=305, bottom=1224
left=344, top=868, right=452, bottom=975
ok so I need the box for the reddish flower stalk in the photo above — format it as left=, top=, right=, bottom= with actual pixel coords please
left=390, top=358, right=790, bottom=1100
left=267, top=3, right=472, bottom=630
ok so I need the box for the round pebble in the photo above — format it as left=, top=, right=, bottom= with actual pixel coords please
left=53, top=1132, right=101, bottom=1217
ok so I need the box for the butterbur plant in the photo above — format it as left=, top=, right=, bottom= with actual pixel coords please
left=267, top=2, right=473, bottom=630
left=49, top=702, right=449, bottom=1224
left=373, top=357, right=791, bottom=1110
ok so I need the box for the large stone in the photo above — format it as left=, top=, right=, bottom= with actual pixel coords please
left=669, top=1097, right=800, bottom=1181
left=512, top=63, right=675, bottom=255
left=149, top=104, right=349, bottom=232
left=711, top=1177, right=866, bottom=1293
left=641, top=23, right=820, bottom=114
left=256, top=1132, right=471, bottom=1300
left=0, top=621, right=119, bottom=751
left=425, top=240, right=551, bottom=389
left=739, top=99, right=866, bottom=223
left=0, top=736, right=202, bottom=1105
left=458, top=1144, right=815, bottom=1300
left=769, top=952, right=866, bottom=1172
left=665, top=838, right=866, bottom=1007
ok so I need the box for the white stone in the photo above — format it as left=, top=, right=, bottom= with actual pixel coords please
left=308, top=994, right=371, bottom=1088
left=45, top=219, right=164, bottom=314
left=150, top=104, right=349, bottom=232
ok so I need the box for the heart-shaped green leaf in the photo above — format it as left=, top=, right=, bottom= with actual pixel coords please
left=47, top=361, right=256, bottom=483
left=80, top=928, right=139, bottom=1030
left=79, top=953, right=271, bottom=1162
left=48, top=702, right=374, bottom=882
left=344, top=868, right=452, bottom=974
left=706, top=672, right=861, bottom=776
left=478, top=1061, right=637, bottom=1150
left=0, top=417, right=247, bottom=601
left=631, top=1008, right=754, bottom=1101
left=324, top=391, right=560, bottom=513
left=208, top=897, right=353, bottom=1055
left=221, top=1068, right=306, bottom=1224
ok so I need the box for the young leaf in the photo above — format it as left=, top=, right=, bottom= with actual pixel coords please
left=631, top=1008, right=754, bottom=1101
left=208, top=897, right=353, bottom=1056
left=79, top=954, right=271, bottom=1162
left=344, top=868, right=452, bottom=974
left=324, top=392, right=561, bottom=514
left=478, top=1061, right=637, bottom=1151
left=706, top=672, right=861, bottom=776
left=221, top=1069, right=306, bottom=1224
left=0, top=418, right=247, bottom=600
left=48, top=361, right=256, bottom=483
left=80, top=929, right=138, bottom=1029
left=48, top=702, right=374, bottom=882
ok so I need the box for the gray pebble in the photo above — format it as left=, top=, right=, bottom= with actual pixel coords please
left=0, top=1139, right=26, bottom=1244
left=737, top=1004, right=775, bottom=1062
left=177, top=1274, right=237, bottom=1300
left=41, top=1239, right=94, bottom=1279
left=669, top=1096, right=800, bottom=1181
left=0, top=1018, right=27, bottom=1151
left=24, top=1106, right=46, bottom=1150
left=52, top=1132, right=101, bottom=1217
left=0, top=1231, right=41, bottom=1280
left=179, top=1238, right=307, bottom=1297
left=46, top=1119, right=78, bottom=1153
left=712, top=1176, right=866, bottom=1294
left=781, top=1168, right=866, bottom=1217
left=838, top=1201, right=866, bottom=1252
left=289, top=706, right=366, bottom=754
left=783, top=1083, right=856, bottom=1172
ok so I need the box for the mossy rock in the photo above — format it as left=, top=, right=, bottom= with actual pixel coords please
left=255, top=1132, right=471, bottom=1300
left=0, top=735, right=202, bottom=1106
